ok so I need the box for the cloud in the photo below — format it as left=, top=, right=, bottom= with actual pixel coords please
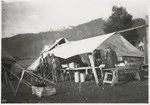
left=2, top=0, right=148, bottom=38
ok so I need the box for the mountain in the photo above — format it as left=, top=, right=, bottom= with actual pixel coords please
left=2, top=17, right=146, bottom=59
left=2, top=18, right=105, bottom=59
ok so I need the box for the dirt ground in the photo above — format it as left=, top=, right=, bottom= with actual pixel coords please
left=1, top=77, right=148, bottom=103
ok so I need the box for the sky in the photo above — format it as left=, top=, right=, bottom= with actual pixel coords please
left=1, top=0, right=149, bottom=38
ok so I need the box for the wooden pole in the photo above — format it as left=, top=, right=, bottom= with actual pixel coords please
left=143, top=15, right=148, bottom=64
left=3, top=66, right=31, bottom=88
left=117, top=24, right=148, bottom=34
left=7, top=75, right=16, bottom=94
left=15, top=70, right=25, bottom=96
left=88, top=53, right=99, bottom=86
left=15, top=63, right=56, bottom=85
left=5, top=71, right=8, bottom=84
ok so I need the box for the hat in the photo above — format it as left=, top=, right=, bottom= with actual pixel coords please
left=107, top=45, right=111, bottom=49
left=51, top=53, right=55, bottom=57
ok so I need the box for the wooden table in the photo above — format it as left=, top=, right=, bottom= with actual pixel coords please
left=102, top=66, right=141, bottom=86
left=60, top=66, right=101, bottom=71
left=60, top=66, right=141, bottom=86
left=60, top=67, right=102, bottom=82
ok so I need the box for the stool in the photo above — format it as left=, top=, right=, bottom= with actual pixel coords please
left=103, top=70, right=118, bottom=86
left=103, top=72, right=113, bottom=84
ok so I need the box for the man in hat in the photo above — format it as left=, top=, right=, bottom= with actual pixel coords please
left=105, top=46, right=118, bottom=68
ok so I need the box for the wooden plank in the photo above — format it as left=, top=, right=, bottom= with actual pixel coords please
left=7, top=75, right=16, bottom=94
left=60, top=66, right=100, bottom=71
left=112, top=69, right=118, bottom=85
left=15, top=70, right=25, bottom=96
left=144, top=15, right=148, bottom=64
left=15, top=63, right=56, bottom=85
left=88, top=54, right=99, bottom=86
left=117, top=24, right=148, bottom=34
left=135, top=72, right=141, bottom=81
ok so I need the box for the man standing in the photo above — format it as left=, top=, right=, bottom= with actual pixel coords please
left=51, top=53, right=61, bottom=82
left=93, top=49, right=102, bottom=66
left=105, top=46, right=118, bottom=68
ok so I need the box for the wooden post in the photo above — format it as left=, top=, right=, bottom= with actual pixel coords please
left=144, top=15, right=148, bottom=64
left=15, top=70, right=25, bottom=96
left=15, top=63, right=56, bottom=85
left=111, top=69, right=118, bottom=86
left=88, top=53, right=99, bottom=86
left=5, top=71, right=8, bottom=84
left=7, top=75, right=16, bottom=94
left=135, top=72, right=141, bottom=81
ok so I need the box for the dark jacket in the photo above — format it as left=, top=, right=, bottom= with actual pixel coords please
left=105, top=49, right=118, bottom=68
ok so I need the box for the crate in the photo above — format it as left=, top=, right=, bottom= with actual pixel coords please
left=32, top=85, right=56, bottom=98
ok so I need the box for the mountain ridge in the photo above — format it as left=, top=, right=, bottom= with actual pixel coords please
left=2, top=17, right=146, bottom=59
left=2, top=18, right=105, bottom=59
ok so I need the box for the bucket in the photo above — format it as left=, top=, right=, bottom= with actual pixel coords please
left=32, top=85, right=56, bottom=98
left=80, top=73, right=85, bottom=83
left=74, top=71, right=80, bottom=83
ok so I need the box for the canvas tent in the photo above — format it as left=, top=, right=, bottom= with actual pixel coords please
left=28, top=32, right=144, bottom=71
left=96, top=33, right=144, bottom=57
left=28, top=37, right=69, bottom=70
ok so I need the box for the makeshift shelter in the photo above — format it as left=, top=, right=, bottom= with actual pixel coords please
left=28, top=32, right=144, bottom=71
left=27, top=32, right=145, bottom=86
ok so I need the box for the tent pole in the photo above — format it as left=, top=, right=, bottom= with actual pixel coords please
left=5, top=71, right=8, bottom=84
left=15, top=70, right=25, bottom=96
left=3, top=66, right=31, bottom=88
left=15, top=63, right=56, bottom=85
left=88, top=53, right=99, bottom=86
left=7, top=75, right=16, bottom=95
left=143, top=15, right=148, bottom=64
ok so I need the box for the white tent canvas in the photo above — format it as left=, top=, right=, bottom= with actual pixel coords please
left=28, top=32, right=144, bottom=71
left=49, top=33, right=114, bottom=59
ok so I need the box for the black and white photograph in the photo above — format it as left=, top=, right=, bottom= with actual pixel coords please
left=1, top=0, right=149, bottom=103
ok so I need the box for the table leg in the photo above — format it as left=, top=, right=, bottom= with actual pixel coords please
left=111, top=70, right=118, bottom=86
left=135, top=72, right=141, bottom=81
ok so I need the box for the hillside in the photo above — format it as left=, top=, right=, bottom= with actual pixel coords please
left=2, top=17, right=146, bottom=59
left=2, top=18, right=105, bottom=59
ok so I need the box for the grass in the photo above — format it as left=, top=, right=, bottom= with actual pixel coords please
left=2, top=59, right=148, bottom=103
left=1, top=78, right=148, bottom=103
